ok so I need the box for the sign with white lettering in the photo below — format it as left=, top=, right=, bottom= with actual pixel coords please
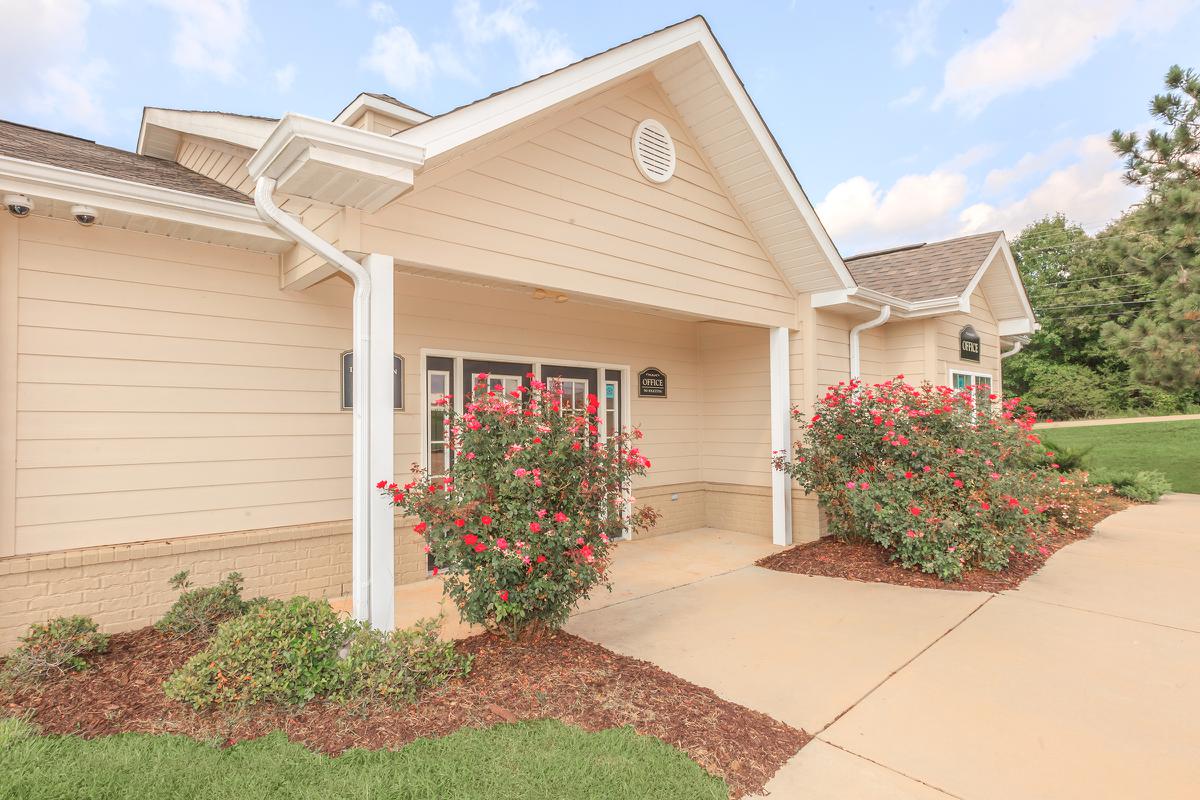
left=638, top=367, right=667, bottom=398
left=959, top=326, right=981, bottom=363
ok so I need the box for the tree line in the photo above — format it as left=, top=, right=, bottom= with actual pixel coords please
left=1005, top=65, right=1200, bottom=419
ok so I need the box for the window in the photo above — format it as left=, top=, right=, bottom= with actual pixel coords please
left=427, top=370, right=452, bottom=475
left=549, top=377, right=589, bottom=414
left=950, top=370, right=994, bottom=412
left=603, top=379, right=619, bottom=441
left=475, top=373, right=521, bottom=398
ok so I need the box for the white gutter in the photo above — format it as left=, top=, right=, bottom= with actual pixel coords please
left=1001, top=340, right=1023, bottom=359
left=849, top=305, right=891, bottom=380
left=253, top=176, right=373, bottom=624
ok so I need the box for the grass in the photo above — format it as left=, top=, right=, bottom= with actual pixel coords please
left=0, top=716, right=726, bottom=800
left=1042, top=420, right=1200, bottom=494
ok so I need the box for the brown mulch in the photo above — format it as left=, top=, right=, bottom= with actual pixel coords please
left=757, top=492, right=1133, bottom=593
left=1, top=628, right=807, bottom=799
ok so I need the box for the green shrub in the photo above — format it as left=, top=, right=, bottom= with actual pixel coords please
left=1040, top=438, right=1093, bottom=471
left=1091, top=469, right=1172, bottom=502
left=1023, top=363, right=1111, bottom=420
left=331, top=617, right=471, bottom=708
left=156, top=570, right=254, bottom=638
left=776, top=377, right=1065, bottom=581
left=163, top=598, right=469, bottom=710
left=164, top=597, right=349, bottom=708
left=2, top=616, right=109, bottom=682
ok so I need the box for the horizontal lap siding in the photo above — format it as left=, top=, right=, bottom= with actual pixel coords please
left=363, top=78, right=796, bottom=327
left=699, top=323, right=770, bottom=487
left=12, top=220, right=704, bottom=554
left=13, top=217, right=350, bottom=554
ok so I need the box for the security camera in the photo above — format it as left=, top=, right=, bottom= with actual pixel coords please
left=4, top=194, right=33, bottom=218
left=71, top=205, right=97, bottom=226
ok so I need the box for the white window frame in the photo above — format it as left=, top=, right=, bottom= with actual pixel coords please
left=426, top=369, right=452, bottom=476
left=948, top=368, right=994, bottom=418
left=419, top=348, right=633, bottom=540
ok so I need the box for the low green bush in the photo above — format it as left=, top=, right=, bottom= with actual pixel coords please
left=2, top=616, right=109, bottom=682
left=156, top=570, right=255, bottom=638
left=163, top=597, right=468, bottom=709
left=332, top=617, right=471, bottom=707
left=1091, top=469, right=1172, bottom=502
left=1023, top=363, right=1112, bottom=420
left=1040, top=438, right=1093, bottom=471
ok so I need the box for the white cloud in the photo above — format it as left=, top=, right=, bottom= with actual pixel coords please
left=362, top=25, right=437, bottom=91
left=455, top=0, right=575, bottom=79
left=889, top=86, right=926, bottom=109
left=367, top=1, right=397, bottom=23
left=154, top=0, right=253, bottom=82
left=959, top=135, right=1144, bottom=236
left=818, top=170, right=969, bottom=253
left=982, top=139, right=1077, bottom=193
left=940, top=143, right=997, bottom=172
left=0, top=0, right=110, bottom=132
left=273, top=63, right=296, bottom=93
left=935, top=0, right=1196, bottom=115
left=893, top=0, right=946, bottom=66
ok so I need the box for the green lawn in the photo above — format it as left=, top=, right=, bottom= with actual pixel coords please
left=0, top=717, right=726, bottom=800
left=1041, top=420, right=1200, bottom=494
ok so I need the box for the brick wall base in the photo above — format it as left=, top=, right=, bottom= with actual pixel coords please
left=0, top=482, right=822, bottom=650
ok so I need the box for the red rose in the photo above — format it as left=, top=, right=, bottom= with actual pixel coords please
left=413, top=522, right=427, bottom=534
left=536, top=555, right=546, bottom=563
left=462, top=534, right=478, bottom=546
left=454, top=518, right=466, bottom=528
left=474, top=543, right=487, bottom=552
left=909, top=506, right=922, bottom=517
left=498, top=590, right=509, bottom=602
left=480, top=515, right=493, bottom=525
left=529, top=522, right=542, bottom=533
left=375, top=480, right=388, bottom=489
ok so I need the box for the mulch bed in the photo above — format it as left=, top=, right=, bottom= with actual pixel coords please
left=757, top=492, right=1133, bottom=593
left=1, top=628, right=806, bottom=799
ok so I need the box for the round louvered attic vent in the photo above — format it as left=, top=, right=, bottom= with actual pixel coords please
left=631, top=119, right=676, bottom=183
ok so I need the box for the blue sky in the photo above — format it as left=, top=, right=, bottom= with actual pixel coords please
left=3, top=0, right=1198, bottom=254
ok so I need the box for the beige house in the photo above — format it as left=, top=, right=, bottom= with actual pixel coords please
left=0, top=17, right=1035, bottom=644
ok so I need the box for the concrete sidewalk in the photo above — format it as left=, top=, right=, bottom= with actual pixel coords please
left=567, top=494, right=1200, bottom=799
left=1035, top=412, right=1200, bottom=429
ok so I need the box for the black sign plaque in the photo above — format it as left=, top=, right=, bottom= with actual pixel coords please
left=959, top=325, right=981, bottom=363
left=638, top=367, right=667, bottom=398
left=341, top=351, right=404, bottom=410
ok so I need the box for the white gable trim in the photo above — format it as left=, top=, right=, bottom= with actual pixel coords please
left=961, top=235, right=1036, bottom=325
left=333, top=93, right=431, bottom=127
left=138, top=108, right=276, bottom=160
left=394, top=17, right=855, bottom=293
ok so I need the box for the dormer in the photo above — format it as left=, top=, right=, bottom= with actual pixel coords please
left=333, top=93, right=431, bottom=135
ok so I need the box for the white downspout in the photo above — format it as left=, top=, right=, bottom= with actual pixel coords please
left=1001, top=340, right=1023, bottom=359
left=254, top=177, right=372, bottom=625
left=849, top=305, right=891, bottom=380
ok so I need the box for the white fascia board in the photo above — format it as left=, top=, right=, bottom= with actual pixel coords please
left=137, top=108, right=276, bottom=159
left=248, top=114, right=425, bottom=181
left=333, top=93, right=431, bottom=127
left=962, top=234, right=1037, bottom=326
left=0, top=155, right=291, bottom=247
left=998, top=317, right=1035, bottom=336
left=811, top=285, right=963, bottom=317
left=396, top=22, right=709, bottom=157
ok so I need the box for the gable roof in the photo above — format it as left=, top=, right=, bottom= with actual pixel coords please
left=845, top=232, right=1003, bottom=302
left=388, top=15, right=855, bottom=296
left=0, top=118, right=252, bottom=204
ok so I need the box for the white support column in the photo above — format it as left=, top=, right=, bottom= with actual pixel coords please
left=769, top=326, right=793, bottom=546
left=365, top=253, right=395, bottom=631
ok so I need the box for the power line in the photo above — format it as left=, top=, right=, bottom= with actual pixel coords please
left=1035, top=298, right=1156, bottom=312
left=1036, top=271, right=1145, bottom=287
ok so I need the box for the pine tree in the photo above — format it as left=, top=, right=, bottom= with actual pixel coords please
left=1102, top=65, right=1200, bottom=392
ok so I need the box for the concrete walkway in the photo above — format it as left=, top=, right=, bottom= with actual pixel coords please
left=1036, top=412, right=1200, bottom=429
left=566, top=494, right=1200, bottom=799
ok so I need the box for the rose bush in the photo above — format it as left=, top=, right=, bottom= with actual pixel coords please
left=381, top=374, right=656, bottom=639
left=775, top=376, right=1071, bottom=581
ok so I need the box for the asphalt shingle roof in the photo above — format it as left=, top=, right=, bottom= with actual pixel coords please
left=844, top=232, right=1002, bottom=302
left=0, top=118, right=253, bottom=204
